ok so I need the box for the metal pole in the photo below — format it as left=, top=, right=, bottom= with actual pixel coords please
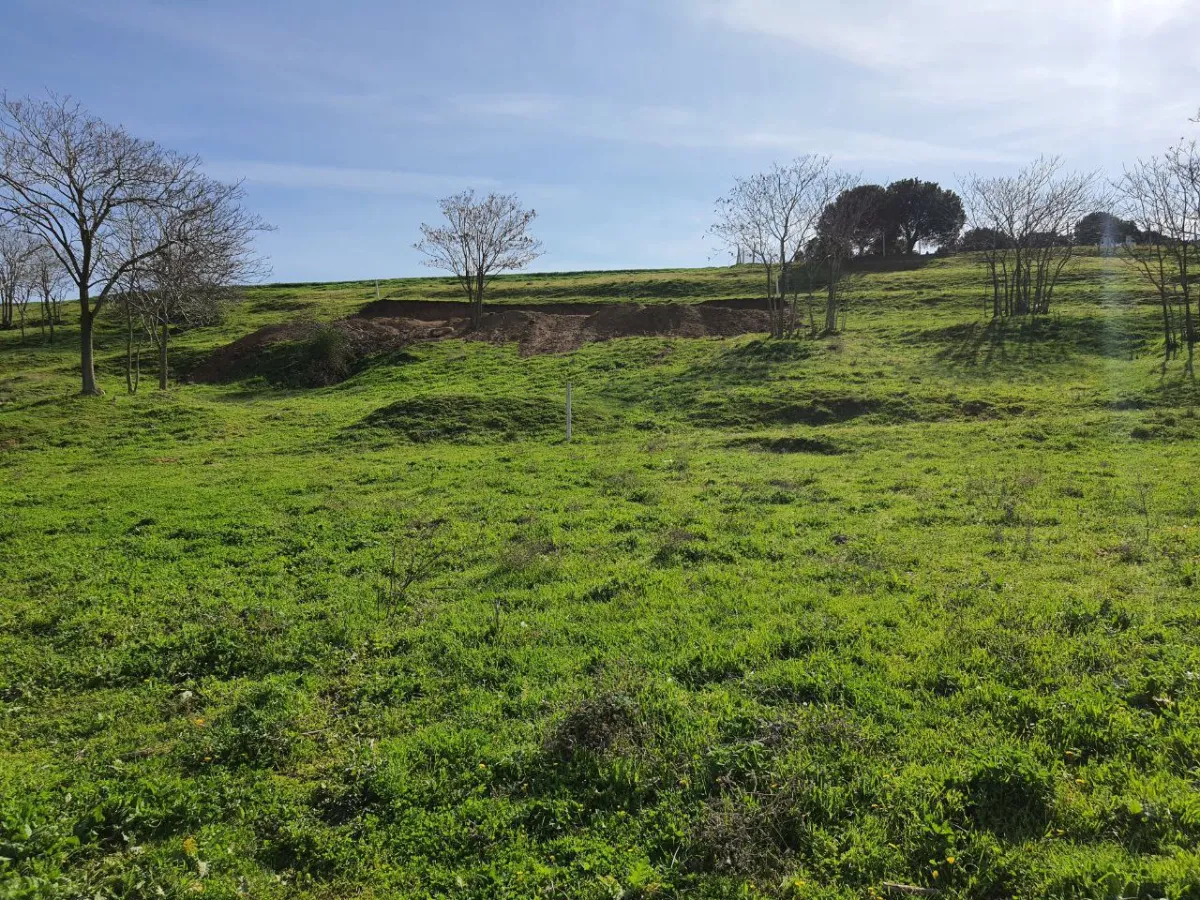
left=565, top=382, right=572, bottom=442
left=375, top=280, right=380, bottom=300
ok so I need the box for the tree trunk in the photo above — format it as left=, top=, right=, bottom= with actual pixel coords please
left=80, top=295, right=100, bottom=395
left=159, top=321, right=169, bottom=390
left=1183, top=298, right=1196, bottom=372
left=765, top=264, right=780, bottom=338
left=125, top=308, right=137, bottom=394
left=825, top=262, right=839, bottom=333
left=469, top=274, right=485, bottom=330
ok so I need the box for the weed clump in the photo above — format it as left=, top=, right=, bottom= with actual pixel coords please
left=294, top=325, right=353, bottom=386
left=545, top=691, right=648, bottom=762
left=688, top=779, right=809, bottom=876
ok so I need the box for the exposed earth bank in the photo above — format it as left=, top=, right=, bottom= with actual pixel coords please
left=192, top=299, right=774, bottom=383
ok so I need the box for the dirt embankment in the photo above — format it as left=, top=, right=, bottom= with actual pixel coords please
left=189, top=318, right=456, bottom=384
left=464, top=302, right=772, bottom=355
left=193, top=299, right=773, bottom=383
left=356, top=296, right=771, bottom=320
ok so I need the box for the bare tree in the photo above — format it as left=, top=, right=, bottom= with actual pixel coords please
left=810, top=175, right=876, bottom=333
left=30, top=244, right=66, bottom=343
left=0, top=225, right=36, bottom=333
left=12, top=267, right=34, bottom=340
left=1115, top=141, right=1200, bottom=373
left=712, top=156, right=836, bottom=338
left=0, top=93, right=218, bottom=394
left=960, top=157, right=1100, bottom=318
left=414, top=191, right=542, bottom=329
left=125, top=182, right=271, bottom=389
left=712, top=174, right=777, bottom=323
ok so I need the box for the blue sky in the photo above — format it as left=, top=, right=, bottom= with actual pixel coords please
left=4, top=0, right=1197, bottom=282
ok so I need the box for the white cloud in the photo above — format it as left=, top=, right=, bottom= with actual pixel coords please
left=689, top=0, right=1189, bottom=76
left=203, top=160, right=579, bottom=205
left=446, top=94, right=564, bottom=120
left=684, top=0, right=1200, bottom=154
left=28, top=0, right=1198, bottom=180
left=731, top=128, right=1025, bottom=164
left=202, top=161, right=491, bottom=195
left=413, top=94, right=1019, bottom=163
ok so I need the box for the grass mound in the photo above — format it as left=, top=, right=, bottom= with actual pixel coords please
left=689, top=391, right=1028, bottom=429
left=355, top=394, right=605, bottom=442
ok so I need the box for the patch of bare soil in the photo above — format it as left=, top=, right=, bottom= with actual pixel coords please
left=194, top=302, right=771, bottom=383
left=190, top=318, right=459, bottom=384
left=189, top=322, right=313, bottom=383
left=468, top=303, right=772, bottom=356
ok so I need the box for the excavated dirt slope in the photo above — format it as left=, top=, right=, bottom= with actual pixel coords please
left=193, top=299, right=773, bottom=383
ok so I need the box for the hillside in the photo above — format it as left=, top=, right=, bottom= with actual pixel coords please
left=2, top=254, right=1200, bottom=899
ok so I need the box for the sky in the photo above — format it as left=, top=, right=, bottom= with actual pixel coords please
left=4, top=0, right=1198, bottom=282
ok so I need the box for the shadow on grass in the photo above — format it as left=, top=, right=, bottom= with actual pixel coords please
left=726, top=435, right=844, bottom=455
left=670, top=339, right=814, bottom=388
left=923, top=316, right=1155, bottom=370
left=170, top=346, right=213, bottom=380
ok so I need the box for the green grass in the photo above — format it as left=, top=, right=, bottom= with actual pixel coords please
left=2, top=255, right=1200, bottom=899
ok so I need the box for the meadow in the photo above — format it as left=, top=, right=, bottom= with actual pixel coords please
left=1, top=254, right=1199, bottom=899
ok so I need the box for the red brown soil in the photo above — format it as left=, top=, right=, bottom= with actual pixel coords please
left=193, top=299, right=772, bottom=382
left=464, top=303, right=772, bottom=355
left=189, top=322, right=310, bottom=384
left=359, top=298, right=773, bottom=356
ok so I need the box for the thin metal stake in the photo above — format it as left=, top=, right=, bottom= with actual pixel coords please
left=565, top=381, right=573, bottom=442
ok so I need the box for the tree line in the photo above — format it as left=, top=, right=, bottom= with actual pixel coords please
left=711, top=138, right=1199, bottom=372
left=0, top=93, right=270, bottom=394
left=960, top=148, right=1198, bottom=372
left=708, top=159, right=967, bottom=338
left=2, top=90, right=1197, bottom=394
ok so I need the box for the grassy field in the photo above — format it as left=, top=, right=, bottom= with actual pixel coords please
left=2, top=254, right=1199, bottom=899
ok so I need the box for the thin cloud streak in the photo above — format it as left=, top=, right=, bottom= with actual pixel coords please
left=204, top=160, right=581, bottom=206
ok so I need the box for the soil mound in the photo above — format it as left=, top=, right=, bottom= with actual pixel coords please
left=189, top=322, right=313, bottom=383
left=468, top=303, right=771, bottom=355
left=190, top=318, right=455, bottom=385
left=195, top=302, right=771, bottom=384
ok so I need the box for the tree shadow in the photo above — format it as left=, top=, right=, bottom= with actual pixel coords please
left=923, top=316, right=1154, bottom=371
left=667, top=339, right=813, bottom=390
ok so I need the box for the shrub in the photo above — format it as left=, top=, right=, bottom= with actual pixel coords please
left=295, top=325, right=353, bottom=386
left=545, top=691, right=647, bottom=762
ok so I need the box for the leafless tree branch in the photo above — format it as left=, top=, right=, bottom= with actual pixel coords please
left=0, top=92, right=254, bottom=393
left=414, top=191, right=542, bottom=329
